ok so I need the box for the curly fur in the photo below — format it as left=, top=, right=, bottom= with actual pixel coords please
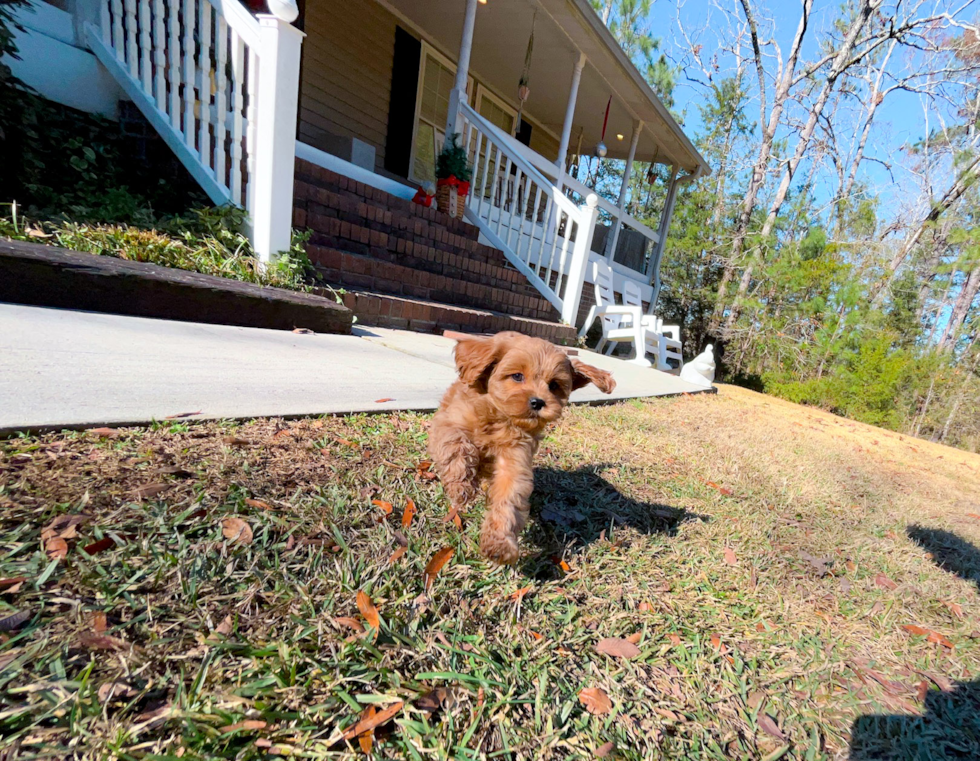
left=428, top=332, right=616, bottom=564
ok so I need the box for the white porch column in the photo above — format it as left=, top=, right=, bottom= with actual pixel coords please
left=447, top=0, right=479, bottom=140
left=556, top=51, right=587, bottom=171
left=604, top=119, right=642, bottom=261
left=251, top=13, right=304, bottom=263
left=647, top=166, right=681, bottom=307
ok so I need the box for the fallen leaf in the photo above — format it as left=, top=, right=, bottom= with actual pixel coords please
left=942, top=601, right=964, bottom=619
left=0, top=610, right=31, bottom=631
left=402, top=499, right=416, bottom=528
left=77, top=632, right=129, bottom=651
left=374, top=398, right=395, bottom=403
left=902, top=624, right=929, bottom=636
left=83, top=537, right=117, bottom=555
left=224, top=436, right=251, bottom=447
left=846, top=560, right=857, bottom=573
left=372, top=499, right=394, bottom=515
left=596, top=740, right=616, bottom=758
left=45, top=537, right=68, bottom=559
left=87, top=427, right=120, bottom=438
left=528, top=630, right=544, bottom=641
left=578, top=687, right=612, bottom=716
left=221, top=517, right=253, bottom=545
left=703, top=479, right=734, bottom=496
left=89, top=611, right=108, bottom=633
left=41, top=514, right=86, bottom=541
left=638, top=601, right=652, bottom=612
left=668, top=633, right=681, bottom=646
left=341, top=701, right=404, bottom=740
left=393, top=530, right=409, bottom=547
left=509, top=586, right=533, bottom=601
left=164, top=410, right=202, bottom=419
left=357, top=706, right=376, bottom=753
left=152, top=465, right=194, bottom=478
left=292, top=327, right=314, bottom=334
left=875, top=573, right=898, bottom=590
left=131, top=483, right=168, bottom=499
left=0, top=577, right=25, bottom=595
left=424, top=547, right=454, bottom=590
left=357, top=590, right=381, bottom=630
left=335, top=616, right=365, bottom=633
left=221, top=719, right=267, bottom=733
left=916, top=680, right=929, bottom=702
left=927, top=630, right=955, bottom=648
left=416, top=687, right=451, bottom=713
left=758, top=713, right=786, bottom=741
left=389, top=546, right=407, bottom=563
left=214, top=615, right=233, bottom=637
left=245, top=498, right=273, bottom=510
left=723, top=547, right=737, bottom=565
left=26, top=227, right=52, bottom=238
left=596, top=638, right=641, bottom=659
left=98, top=681, right=138, bottom=703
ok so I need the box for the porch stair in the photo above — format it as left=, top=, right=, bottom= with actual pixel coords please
left=293, top=159, right=578, bottom=343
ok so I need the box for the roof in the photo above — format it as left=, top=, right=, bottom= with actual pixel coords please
left=379, top=0, right=710, bottom=174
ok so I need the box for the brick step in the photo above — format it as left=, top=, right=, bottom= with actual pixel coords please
left=307, top=246, right=560, bottom=323
left=322, top=287, right=578, bottom=345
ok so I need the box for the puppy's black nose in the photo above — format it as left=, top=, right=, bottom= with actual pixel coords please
left=529, top=397, right=545, bottom=412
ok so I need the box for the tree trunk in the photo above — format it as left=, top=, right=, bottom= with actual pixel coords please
left=938, top=265, right=980, bottom=351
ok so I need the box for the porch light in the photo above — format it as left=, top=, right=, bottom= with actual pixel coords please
left=616, top=133, right=624, bottom=140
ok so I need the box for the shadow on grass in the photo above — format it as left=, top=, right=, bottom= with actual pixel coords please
left=521, top=464, right=707, bottom=576
left=850, top=526, right=980, bottom=758
left=906, top=525, right=980, bottom=592
left=849, top=679, right=980, bottom=759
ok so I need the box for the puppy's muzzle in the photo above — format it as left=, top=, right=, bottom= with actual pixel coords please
left=528, top=397, right=546, bottom=412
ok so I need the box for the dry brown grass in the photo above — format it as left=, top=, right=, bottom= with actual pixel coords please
left=1, top=388, right=978, bottom=759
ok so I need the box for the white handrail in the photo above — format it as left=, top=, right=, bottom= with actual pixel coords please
left=209, top=0, right=260, bottom=49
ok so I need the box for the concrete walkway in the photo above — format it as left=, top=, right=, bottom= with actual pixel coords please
left=0, top=303, right=710, bottom=432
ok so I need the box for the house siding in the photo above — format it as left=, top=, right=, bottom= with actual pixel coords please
left=298, top=1, right=398, bottom=172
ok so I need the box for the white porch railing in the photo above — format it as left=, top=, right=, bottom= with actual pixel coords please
left=77, top=0, right=302, bottom=262
left=458, top=102, right=599, bottom=326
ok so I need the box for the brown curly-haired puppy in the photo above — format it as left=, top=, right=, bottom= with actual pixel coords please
left=428, top=331, right=616, bottom=564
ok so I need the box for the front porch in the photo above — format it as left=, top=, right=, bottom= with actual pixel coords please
left=63, top=0, right=708, bottom=352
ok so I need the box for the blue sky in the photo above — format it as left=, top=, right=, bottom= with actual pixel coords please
left=644, top=0, right=956, bottom=214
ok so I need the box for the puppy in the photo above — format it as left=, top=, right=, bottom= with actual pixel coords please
left=428, top=331, right=616, bottom=564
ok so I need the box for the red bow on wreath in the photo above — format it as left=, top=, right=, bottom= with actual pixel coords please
left=437, top=176, right=470, bottom=196
left=412, top=187, right=434, bottom=207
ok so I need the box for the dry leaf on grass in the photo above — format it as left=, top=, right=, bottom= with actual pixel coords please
left=41, top=514, right=86, bottom=541
left=245, top=498, right=273, bottom=510
left=596, top=638, right=641, bottom=659
left=595, top=741, right=616, bottom=758
left=214, top=615, right=233, bottom=637
left=509, top=586, right=533, bottom=601
left=87, top=427, right=120, bottom=438
left=77, top=632, right=129, bottom=651
left=942, top=600, right=964, bottom=619
left=372, top=499, right=394, bottom=515
left=424, top=547, right=454, bottom=590
left=702, top=479, right=734, bottom=496
left=88, top=611, right=108, bottom=633
left=916, top=680, right=929, bottom=702
left=626, top=632, right=642, bottom=644
left=578, top=687, right=612, bottom=716
left=131, top=483, right=169, bottom=499
left=45, top=537, right=68, bottom=559
left=389, top=546, right=407, bottom=563
left=0, top=610, right=31, bottom=631
left=224, top=436, right=251, bottom=447
left=357, top=706, right=376, bottom=753
left=415, top=687, right=453, bottom=713
left=723, top=547, right=737, bottom=565
left=357, top=590, right=381, bottom=630
left=874, top=573, right=898, bottom=590
left=221, top=719, right=267, bottom=733
left=667, top=633, right=682, bottom=646
left=402, top=499, right=416, bottom=528
left=83, top=537, right=117, bottom=556
left=341, top=701, right=404, bottom=741
left=758, top=713, right=786, bottom=741
left=221, top=517, right=253, bottom=545
left=0, top=577, right=25, bottom=595
left=902, top=624, right=954, bottom=648
left=335, top=616, right=365, bottom=633
left=98, top=681, right=138, bottom=703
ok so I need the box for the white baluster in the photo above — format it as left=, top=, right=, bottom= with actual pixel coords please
left=214, top=15, right=228, bottom=188
left=111, top=0, right=123, bottom=55
left=182, top=0, right=196, bottom=147
left=474, top=132, right=491, bottom=219
left=167, top=0, right=180, bottom=129
left=152, top=0, right=166, bottom=111
left=245, top=47, right=258, bottom=214
left=506, top=168, right=525, bottom=252
left=138, top=0, right=151, bottom=92
left=100, top=0, right=110, bottom=45
left=198, top=1, right=212, bottom=173
left=123, top=0, right=138, bottom=78
left=526, top=184, right=543, bottom=270
left=230, top=31, right=245, bottom=205
left=494, top=154, right=511, bottom=237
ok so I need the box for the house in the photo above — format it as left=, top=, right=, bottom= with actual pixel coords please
left=10, top=0, right=709, bottom=347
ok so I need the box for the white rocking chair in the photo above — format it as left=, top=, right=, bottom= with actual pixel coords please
left=578, top=259, right=651, bottom=367
left=621, top=280, right=683, bottom=372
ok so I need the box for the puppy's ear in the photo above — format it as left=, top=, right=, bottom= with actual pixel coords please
left=455, top=336, right=505, bottom=390
left=570, top=359, right=616, bottom=394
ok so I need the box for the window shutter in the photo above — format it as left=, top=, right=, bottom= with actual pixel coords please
left=384, top=27, right=422, bottom=178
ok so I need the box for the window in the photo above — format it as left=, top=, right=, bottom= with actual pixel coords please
left=409, top=45, right=471, bottom=185
left=475, top=85, right=517, bottom=136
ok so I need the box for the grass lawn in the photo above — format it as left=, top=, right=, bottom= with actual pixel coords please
left=1, top=386, right=979, bottom=760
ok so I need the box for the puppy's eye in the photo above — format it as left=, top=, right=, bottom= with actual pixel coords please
left=510, top=373, right=524, bottom=383
left=549, top=380, right=562, bottom=394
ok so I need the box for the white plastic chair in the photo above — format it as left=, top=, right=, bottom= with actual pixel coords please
left=621, top=279, right=683, bottom=372
left=577, top=259, right=650, bottom=366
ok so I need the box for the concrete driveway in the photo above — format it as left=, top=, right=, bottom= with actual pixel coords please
left=0, top=303, right=710, bottom=432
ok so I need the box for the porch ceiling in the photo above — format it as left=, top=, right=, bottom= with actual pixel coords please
left=381, top=0, right=709, bottom=174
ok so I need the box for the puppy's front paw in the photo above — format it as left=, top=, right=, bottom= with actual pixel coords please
left=479, top=527, right=520, bottom=565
